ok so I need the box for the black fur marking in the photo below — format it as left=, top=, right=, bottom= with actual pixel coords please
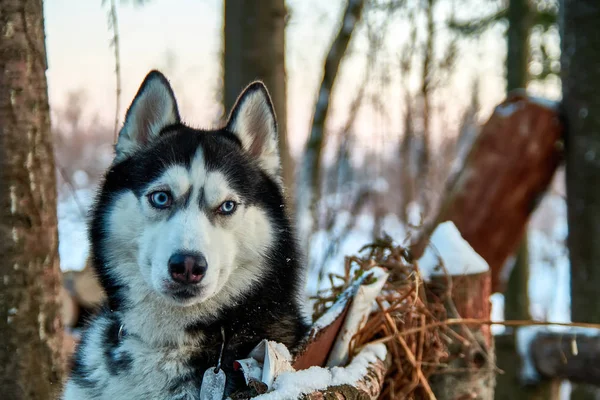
left=103, top=318, right=133, bottom=376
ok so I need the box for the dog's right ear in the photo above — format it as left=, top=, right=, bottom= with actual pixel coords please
left=114, top=70, right=180, bottom=162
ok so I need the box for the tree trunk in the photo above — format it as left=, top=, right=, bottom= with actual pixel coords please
left=562, top=1, right=600, bottom=398
left=427, top=271, right=496, bottom=399
left=223, top=0, right=294, bottom=209
left=506, top=0, right=530, bottom=93
left=0, top=1, right=64, bottom=398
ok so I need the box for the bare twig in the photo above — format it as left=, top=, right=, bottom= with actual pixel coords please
left=103, top=0, right=122, bottom=142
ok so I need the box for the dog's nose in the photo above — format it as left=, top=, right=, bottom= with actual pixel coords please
left=168, top=252, right=207, bottom=284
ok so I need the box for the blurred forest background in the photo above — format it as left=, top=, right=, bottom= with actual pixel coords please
left=4, top=0, right=600, bottom=399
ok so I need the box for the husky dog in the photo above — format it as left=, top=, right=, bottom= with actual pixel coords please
left=63, top=71, right=309, bottom=399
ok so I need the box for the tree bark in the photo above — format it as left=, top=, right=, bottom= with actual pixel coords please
left=0, top=1, right=64, bottom=398
left=562, top=1, right=600, bottom=398
left=506, top=0, right=531, bottom=92
left=495, top=333, right=560, bottom=400
left=223, top=0, right=294, bottom=209
left=427, top=271, right=496, bottom=399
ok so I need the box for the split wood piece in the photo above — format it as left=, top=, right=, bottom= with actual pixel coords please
left=293, top=303, right=351, bottom=371
left=412, top=92, right=564, bottom=293
left=426, top=270, right=495, bottom=400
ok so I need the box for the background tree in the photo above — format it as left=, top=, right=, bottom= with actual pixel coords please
left=562, top=1, right=600, bottom=398
left=223, top=0, right=294, bottom=208
left=0, top=0, right=64, bottom=398
left=496, top=1, right=537, bottom=399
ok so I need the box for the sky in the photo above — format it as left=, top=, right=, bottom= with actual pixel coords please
left=43, top=0, right=558, bottom=158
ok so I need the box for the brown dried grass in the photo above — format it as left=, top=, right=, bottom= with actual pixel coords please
left=311, top=237, right=449, bottom=400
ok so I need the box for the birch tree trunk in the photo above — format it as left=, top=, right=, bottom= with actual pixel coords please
left=0, top=0, right=64, bottom=398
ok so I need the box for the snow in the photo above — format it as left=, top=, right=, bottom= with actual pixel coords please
left=516, top=326, right=546, bottom=385
left=57, top=187, right=95, bottom=271
left=311, top=294, right=348, bottom=333
left=252, top=343, right=387, bottom=400
left=495, top=101, right=524, bottom=117
left=418, top=221, right=489, bottom=280
left=528, top=94, right=559, bottom=111
left=311, top=269, right=375, bottom=335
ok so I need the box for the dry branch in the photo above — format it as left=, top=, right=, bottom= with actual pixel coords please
left=298, top=0, right=365, bottom=241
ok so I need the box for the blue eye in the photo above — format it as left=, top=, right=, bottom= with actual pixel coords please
left=217, top=200, right=237, bottom=215
left=148, top=191, right=173, bottom=209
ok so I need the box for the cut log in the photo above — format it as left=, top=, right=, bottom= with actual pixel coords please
left=426, top=270, right=496, bottom=400
left=529, top=330, right=600, bottom=385
left=413, top=91, right=564, bottom=293
left=303, top=355, right=390, bottom=400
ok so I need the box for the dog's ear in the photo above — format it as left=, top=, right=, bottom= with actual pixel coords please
left=115, top=70, right=180, bottom=162
left=226, top=82, right=280, bottom=178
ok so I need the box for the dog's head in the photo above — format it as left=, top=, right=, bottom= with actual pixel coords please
left=91, top=71, right=290, bottom=308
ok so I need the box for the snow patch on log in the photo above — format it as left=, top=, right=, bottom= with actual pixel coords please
left=418, top=221, right=490, bottom=280
left=252, top=343, right=388, bottom=400
left=495, top=101, right=525, bottom=118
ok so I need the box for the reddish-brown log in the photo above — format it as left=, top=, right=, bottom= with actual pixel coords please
left=416, top=92, right=564, bottom=292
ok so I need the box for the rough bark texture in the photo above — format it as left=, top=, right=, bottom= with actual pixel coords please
left=223, top=0, right=294, bottom=208
left=562, top=1, right=600, bottom=398
left=427, top=271, right=496, bottom=400
left=0, top=0, right=64, bottom=398
left=506, top=0, right=531, bottom=93
left=303, top=356, right=390, bottom=400
left=297, top=0, right=364, bottom=243
left=414, top=93, right=564, bottom=291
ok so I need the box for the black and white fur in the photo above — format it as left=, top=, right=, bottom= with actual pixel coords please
left=63, top=71, right=309, bottom=399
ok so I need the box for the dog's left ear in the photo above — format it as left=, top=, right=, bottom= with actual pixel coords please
left=226, top=82, right=280, bottom=178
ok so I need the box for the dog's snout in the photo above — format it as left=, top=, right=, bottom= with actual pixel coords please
left=168, top=252, right=207, bottom=284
